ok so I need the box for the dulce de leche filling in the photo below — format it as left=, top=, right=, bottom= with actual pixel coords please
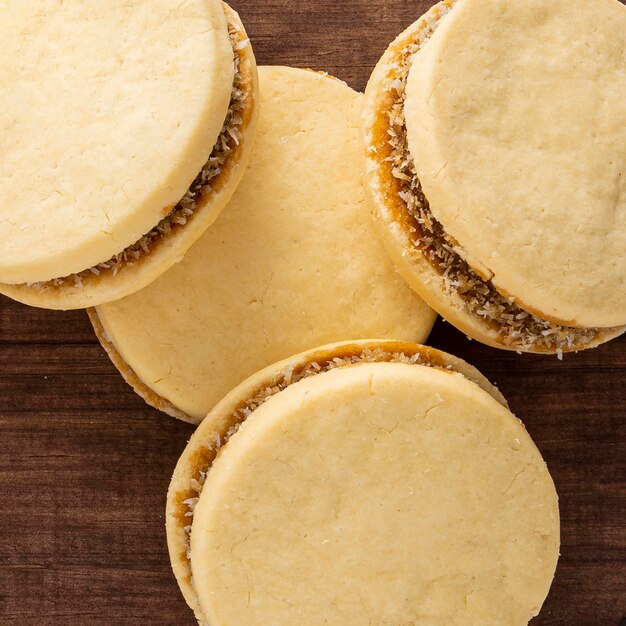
left=378, top=4, right=616, bottom=354
left=26, top=17, right=250, bottom=291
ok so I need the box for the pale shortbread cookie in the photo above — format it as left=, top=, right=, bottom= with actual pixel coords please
left=363, top=0, right=625, bottom=353
left=92, top=67, right=436, bottom=423
left=166, top=340, right=510, bottom=622
left=405, top=0, right=626, bottom=328
left=165, top=340, right=558, bottom=625
left=0, top=1, right=258, bottom=309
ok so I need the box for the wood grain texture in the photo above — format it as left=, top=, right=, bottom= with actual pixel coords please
left=1, top=1, right=624, bottom=624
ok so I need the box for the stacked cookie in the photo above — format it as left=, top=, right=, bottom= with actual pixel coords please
left=168, top=340, right=559, bottom=625
left=0, top=1, right=258, bottom=308
left=363, top=0, right=625, bottom=354
left=1, top=0, right=624, bottom=624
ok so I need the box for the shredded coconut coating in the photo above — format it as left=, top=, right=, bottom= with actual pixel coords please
left=27, top=21, right=248, bottom=291
left=181, top=347, right=440, bottom=562
left=383, top=8, right=610, bottom=354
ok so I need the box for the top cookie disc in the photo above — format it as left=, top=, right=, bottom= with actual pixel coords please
left=187, top=355, right=559, bottom=625
left=404, top=0, right=626, bottom=327
left=0, top=0, right=234, bottom=284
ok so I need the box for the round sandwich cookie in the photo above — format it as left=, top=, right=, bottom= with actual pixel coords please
left=89, top=66, right=436, bottom=424
left=363, top=0, right=626, bottom=354
left=0, top=0, right=258, bottom=309
left=166, top=340, right=560, bottom=625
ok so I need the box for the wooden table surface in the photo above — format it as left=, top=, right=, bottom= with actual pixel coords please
left=1, top=1, right=624, bottom=624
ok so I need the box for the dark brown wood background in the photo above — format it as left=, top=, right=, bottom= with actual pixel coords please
left=1, top=1, right=624, bottom=624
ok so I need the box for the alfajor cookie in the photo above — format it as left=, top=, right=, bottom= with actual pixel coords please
left=89, top=66, right=435, bottom=424
left=166, top=340, right=559, bottom=625
left=0, top=0, right=258, bottom=309
left=363, top=0, right=626, bottom=354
